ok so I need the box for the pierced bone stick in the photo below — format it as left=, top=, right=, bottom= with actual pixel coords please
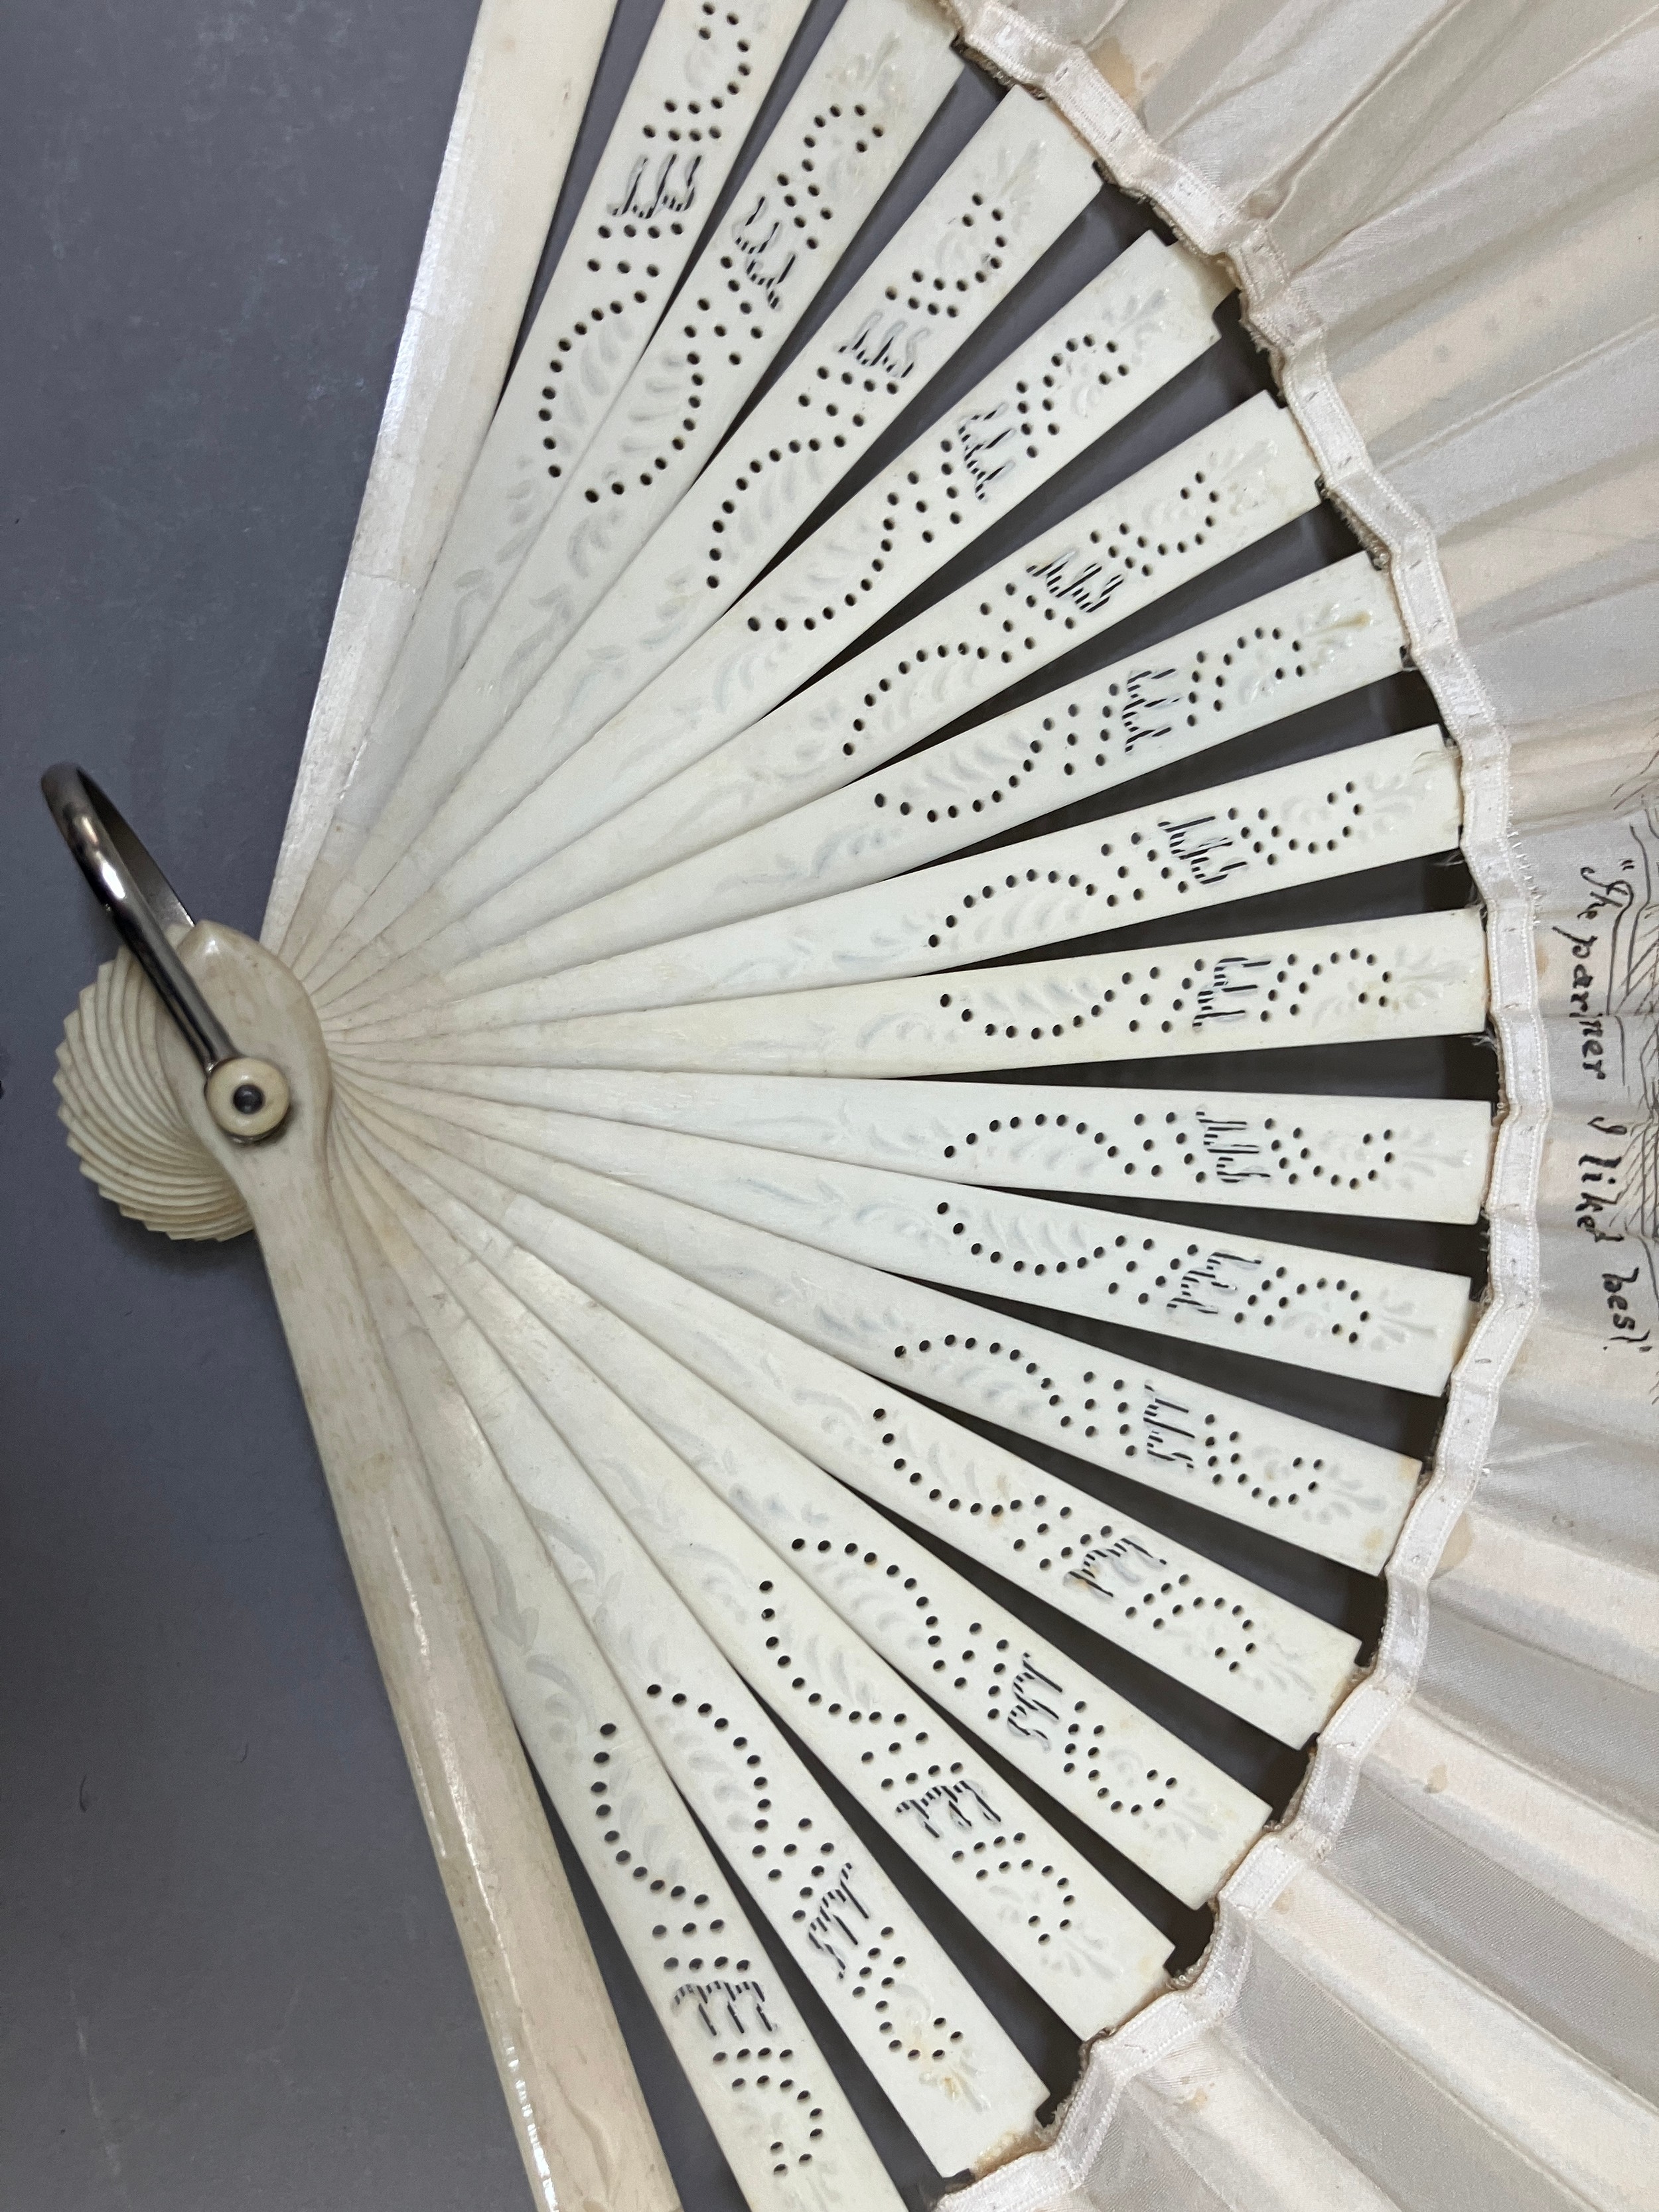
left=157, top=921, right=681, bottom=2212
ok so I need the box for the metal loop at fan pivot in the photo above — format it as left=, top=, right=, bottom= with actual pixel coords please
left=42, top=763, right=290, bottom=1142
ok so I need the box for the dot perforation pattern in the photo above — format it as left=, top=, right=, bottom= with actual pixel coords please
left=297, top=88, right=1109, bottom=1004
left=423, top=1226, right=1271, bottom=1901
left=342, top=1097, right=1371, bottom=1735
left=360, top=909, right=1489, bottom=1094
left=352, top=1157, right=1051, bottom=2171
left=394, top=730, right=1461, bottom=1043
left=407, top=553, right=1402, bottom=997
left=404, top=0, right=964, bottom=761
left=451, top=1069, right=1492, bottom=1228
left=415, top=1228, right=1174, bottom=2039
left=419, top=233, right=1232, bottom=939
left=433, top=1496, right=901, bottom=2209
left=318, top=383, right=1315, bottom=1024
left=355, top=1096, right=1424, bottom=1575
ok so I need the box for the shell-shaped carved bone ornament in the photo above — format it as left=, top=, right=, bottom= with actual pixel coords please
left=55, top=948, right=251, bottom=1242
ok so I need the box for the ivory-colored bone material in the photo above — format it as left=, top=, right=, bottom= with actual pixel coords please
left=154, top=922, right=680, bottom=2212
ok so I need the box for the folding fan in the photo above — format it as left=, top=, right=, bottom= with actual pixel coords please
left=46, top=0, right=1654, bottom=2205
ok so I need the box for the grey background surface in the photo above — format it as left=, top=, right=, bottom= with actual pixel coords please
left=1, top=3, right=1490, bottom=2206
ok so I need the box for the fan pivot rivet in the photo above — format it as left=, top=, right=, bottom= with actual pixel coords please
left=205, top=1056, right=291, bottom=1142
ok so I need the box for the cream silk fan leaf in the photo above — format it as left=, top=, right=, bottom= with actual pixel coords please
left=52, top=0, right=1658, bottom=2206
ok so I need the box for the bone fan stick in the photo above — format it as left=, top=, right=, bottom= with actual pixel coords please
left=153, top=922, right=681, bottom=2212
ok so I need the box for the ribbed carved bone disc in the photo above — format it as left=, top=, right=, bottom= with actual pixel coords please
left=55, top=948, right=251, bottom=1242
